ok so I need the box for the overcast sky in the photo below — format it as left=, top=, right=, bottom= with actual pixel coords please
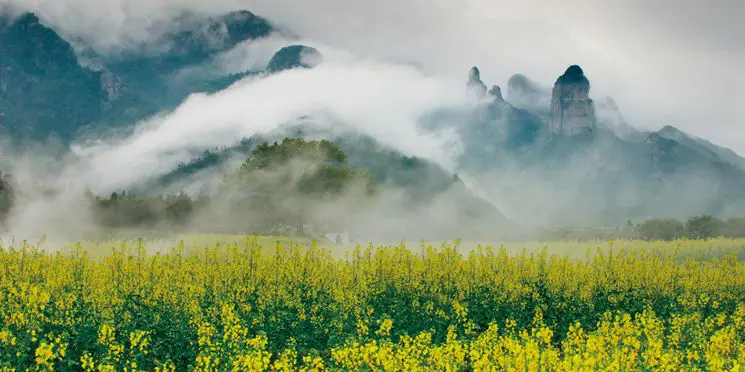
left=6, top=0, right=745, bottom=154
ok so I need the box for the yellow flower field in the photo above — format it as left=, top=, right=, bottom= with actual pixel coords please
left=0, top=238, right=744, bottom=370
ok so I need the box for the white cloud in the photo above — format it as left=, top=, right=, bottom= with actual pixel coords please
left=70, top=60, right=465, bottom=193
left=6, top=0, right=744, bottom=155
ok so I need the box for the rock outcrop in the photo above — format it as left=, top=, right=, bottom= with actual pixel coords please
left=0, top=13, right=114, bottom=139
left=168, top=10, right=273, bottom=62
left=488, top=85, right=504, bottom=102
left=548, top=65, right=596, bottom=135
left=466, top=66, right=487, bottom=101
left=267, top=45, right=323, bottom=73
left=507, top=73, right=548, bottom=110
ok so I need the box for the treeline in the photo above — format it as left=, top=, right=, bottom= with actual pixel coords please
left=0, top=138, right=375, bottom=236
left=632, top=215, right=745, bottom=241
left=541, top=215, right=745, bottom=242
left=91, top=191, right=200, bottom=229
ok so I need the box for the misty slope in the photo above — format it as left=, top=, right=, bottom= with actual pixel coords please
left=154, top=126, right=508, bottom=237
left=94, top=10, right=276, bottom=126
left=448, top=66, right=745, bottom=226
left=0, top=13, right=115, bottom=139
left=3, top=7, right=745, bottom=230
left=656, top=125, right=745, bottom=171
left=0, top=10, right=314, bottom=139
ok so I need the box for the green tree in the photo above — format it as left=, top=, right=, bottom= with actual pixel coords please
left=724, top=217, right=745, bottom=238
left=636, top=218, right=685, bottom=241
left=219, top=138, right=375, bottom=235
left=685, top=215, right=724, bottom=239
left=0, top=171, right=14, bottom=222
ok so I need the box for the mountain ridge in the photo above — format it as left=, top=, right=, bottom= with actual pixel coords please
left=1, top=8, right=744, bottom=228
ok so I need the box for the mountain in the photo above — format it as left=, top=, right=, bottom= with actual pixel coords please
left=656, top=125, right=745, bottom=171
left=0, top=13, right=118, bottom=140
left=0, top=10, right=302, bottom=140
left=507, top=73, right=549, bottom=111
left=449, top=65, right=745, bottom=226
left=154, top=126, right=509, bottom=239
left=2, top=8, right=745, bottom=230
left=92, top=10, right=278, bottom=130
left=267, top=45, right=323, bottom=73
left=548, top=65, right=596, bottom=135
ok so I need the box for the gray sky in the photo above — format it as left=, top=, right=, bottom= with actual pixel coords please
left=6, top=0, right=745, bottom=155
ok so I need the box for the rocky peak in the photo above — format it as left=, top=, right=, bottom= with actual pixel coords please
left=556, top=65, right=589, bottom=85
left=0, top=12, right=116, bottom=139
left=488, top=85, right=504, bottom=102
left=548, top=65, right=596, bottom=135
left=506, top=73, right=548, bottom=110
left=156, top=9, right=274, bottom=68
left=466, top=66, right=487, bottom=101
left=215, top=10, right=273, bottom=46
left=468, top=66, right=481, bottom=81
left=0, top=12, right=80, bottom=74
left=267, top=45, right=323, bottom=73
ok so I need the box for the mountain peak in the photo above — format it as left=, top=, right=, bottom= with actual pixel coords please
left=549, top=65, right=596, bottom=135
left=659, top=125, right=681, bottom=134
left=13, top=12, right=40, bottom=26
left=468, top=66, right=481, bottom=81
left=267, top=45, right=323, bottom=73
left=506, top=73, right=547, bottom=110
left=224, top=10, right=259, bottom=20
left=488, top=85, right=504, bottom=102
left=1, top=12, right=80, bottom=74
left=507, top=74, right=537, bottom=94
left=216, top=9, right=273, bottom=45
left=466, top=66, right=487, bottom=100
left=556, top=64, right=589, bottom=85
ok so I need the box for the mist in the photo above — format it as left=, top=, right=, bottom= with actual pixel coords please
left=7, top=0, right=744, bottom=156
left=0, top=44, right=484, bottom=241
left=71, top=61, right=464, bottom=194
left=1, top=0, right=743, bottom=242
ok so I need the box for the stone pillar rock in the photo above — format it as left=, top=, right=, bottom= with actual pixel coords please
left=467, top=66, right=487, bottom=100
left=549, top=65, right=597, bottom=135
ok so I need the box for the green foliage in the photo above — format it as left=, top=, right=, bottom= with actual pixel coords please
left=635, top=218, right=686, bottom=241
left=222, top=138, right=376, bottom=201
left=218, top=138, right=375, bottom=234
left=0, top=171, right=13, bottom=223
left=684, top=215, right=725, bottom=239
left=240, top=138, right=348, bottom=171
left=93, top=192, right=197, bottom=229
left=632, top=214, right=745, bottom=241
left=337, top=135, right=456, bottom=204
left=0, top=240, right=743, bottom=370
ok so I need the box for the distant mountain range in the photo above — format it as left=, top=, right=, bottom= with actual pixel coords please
left=0, top=10, right=315, bottom=140
left=2, top=9, right=745, bottom=229
left=447, top=65, right=745, bottom=225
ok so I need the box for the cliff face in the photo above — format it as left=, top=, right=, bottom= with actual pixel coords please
left=548, top=65, right=596, bottom=135
left=0, top=13, right=115, bottom=139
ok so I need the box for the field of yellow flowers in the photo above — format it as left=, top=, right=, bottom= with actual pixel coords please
left=1, top=238, right=744, bottom=371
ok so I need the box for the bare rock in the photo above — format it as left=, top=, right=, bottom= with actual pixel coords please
left=549, top=65, right=596, bottom=135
